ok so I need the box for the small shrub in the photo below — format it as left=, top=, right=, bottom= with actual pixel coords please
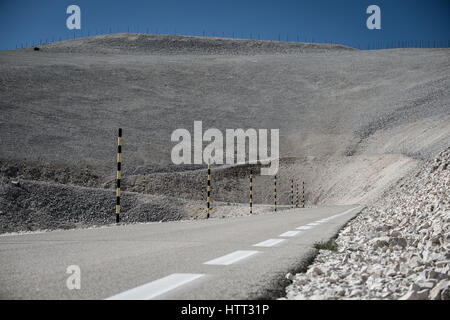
left=314, top=239, right=338, bottom=252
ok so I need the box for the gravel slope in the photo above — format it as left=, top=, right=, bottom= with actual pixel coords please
left=283, top=147, right=450, bottom=300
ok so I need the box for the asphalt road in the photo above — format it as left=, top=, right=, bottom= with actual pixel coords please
left=0, top=205, right=362, bottom=300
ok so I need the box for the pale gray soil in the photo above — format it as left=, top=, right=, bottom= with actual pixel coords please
left=0, top=34, right=449, bottom=233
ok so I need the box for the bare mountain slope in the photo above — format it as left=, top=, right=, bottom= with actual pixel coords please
left=0, top=34, right=449, bottom=228
left=37, top=33, right=355, bottom=55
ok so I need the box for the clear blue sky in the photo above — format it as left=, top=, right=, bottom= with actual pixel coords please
left=0, top=0, right=449, bottom=50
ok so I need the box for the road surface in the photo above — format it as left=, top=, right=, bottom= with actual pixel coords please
left=0, top=205, right=362, bottom=299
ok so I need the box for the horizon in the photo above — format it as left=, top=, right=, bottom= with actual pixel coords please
left=1, top=0, right=449, bottom=50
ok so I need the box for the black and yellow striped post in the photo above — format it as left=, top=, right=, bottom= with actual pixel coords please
left=84, top=166, right=89, bottom=185
left=274, top=175, right=277, bottom=212
left=201, top=185, right=204, bottom=200
left=296, top=183, right=299, bottom=208
left=207, top=162, right=211, bottom=218
left=302, top=181, right=305, bottom=208
left=22, top=158, right=27, bottom=178
left=142, top=177, right=147, bottom=193
left=291, top=179, right=294, bottom=208
left=116, top=128, right=122, bottom=223
left=249, top=170, right=253, bottom=214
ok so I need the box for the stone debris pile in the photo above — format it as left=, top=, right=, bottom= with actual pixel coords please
left=284, top=148, right=449, bottom=300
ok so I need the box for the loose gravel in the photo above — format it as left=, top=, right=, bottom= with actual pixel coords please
left=283, top=147, right=449, bottom=300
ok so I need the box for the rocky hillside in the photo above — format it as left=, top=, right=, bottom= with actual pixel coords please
left=0, top=34, right=448, bottom=232
left=1, top=35, right=448, bottom=206
left=284, top=147, right=449, bottom=300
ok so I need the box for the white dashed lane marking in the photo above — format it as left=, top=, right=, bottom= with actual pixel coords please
left=204, top=250, right=260, bottom=265
left=106, top=273, right=204, bottom=300
left=296, top=225, right=313, bottom=230
left=306, top=222, right=321, bottom=226
left=279, top=231, right=301, bottom=237
left=107, top=206, right=362, bottom=300
left=296, top=207, right=360, bottom=230
left=326, top=207, right=360, bottom=221
left=253, top=239, right=286, bottom=247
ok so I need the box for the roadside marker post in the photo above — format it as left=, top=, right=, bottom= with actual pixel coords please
left=291, top=179, right=294, bottom=208
left=302, top=181, right=305, bottom=208
left=207, top=162, right=211, bottom=218
left=116, top=128, right=122, bottom=223
left=249, top=170, right=253, bottom=214
left=143, top=177, right=147, bottom=193
left=274, top=175, right=277, bottom=212
left=296, top=183, right=299, bottom=208
left=22, top=158, right=27, bottom=179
